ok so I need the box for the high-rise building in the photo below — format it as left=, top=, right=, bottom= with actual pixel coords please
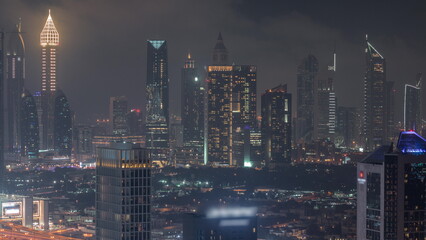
left=20, top=90, right=39, bottom=158
left=145, top=40, right=169, bottom=162
left=296, top=54, right=318, bottom=143
left=6, top=20, right=25, bottom=153
left=183, top=207, right=258, bottom=240
left=109, top=96, right=128, bottom=136
left=363, top=36, right=395, bottom=151
left=207, top=34, right=257, bottom=166
left=181, top=53, right=204, bottom=150
left=74, top=125, right=93, bottom=156
left=96, top=142, right=151, bottom=240
left=404, top=73, right=422, bottom=131
left=54, top=90, right=72, bottom=157
left=314, top=77, right=336, bottom=140
left=336, top=106, right=360, bottom=148
left=0, top=32, right=5, bottom=182
left=40, top=10, right=59, bottom=150
left=126, top=108, right=144, bottom=136
left=261, top=84, right=292, bottom=169
left=357, top=131, right=426, bottom=240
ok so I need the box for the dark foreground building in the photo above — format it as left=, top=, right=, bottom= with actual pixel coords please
left=357, top=131, right=426, bottom=240
left=96, top=143, right=151, bottom=240
left=20, top=90, right=39, bottom=158
left=54, top=90, right=72, bottom=156
left=183, top=207, right=257, bottom=240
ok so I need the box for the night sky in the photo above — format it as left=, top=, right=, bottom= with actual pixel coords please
left=1, top=0, right=426, bottom=123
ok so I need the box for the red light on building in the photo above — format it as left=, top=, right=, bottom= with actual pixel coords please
left=359, top=171, right=364, bottom=179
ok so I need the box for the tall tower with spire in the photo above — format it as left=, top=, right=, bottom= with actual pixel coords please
left=40, top=10, right=59, bottom=150
left=363, top=35, right=395, bottom=151
left=6, top=19, right=25, bottom=153
left=212, top=32, right=228, bottom=65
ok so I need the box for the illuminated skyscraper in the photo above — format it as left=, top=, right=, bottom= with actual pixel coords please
left=207, top=33, right=257, bottom=166
left=404, top=73, right=422, bottom=131
left=0, top=32, right=5, bottom=184
left=261, top=85, right=292, bottom=169
left=109, top=96, right=128, bottom=136
left=6, top=20, right=25, bottom=153
left=40, top=10, right=59, bottom=150
left=20, top=90, right=39, bottom=158
left=126, top=109, right=144, bottom=136
left=96, top=143, right=151, bottom=240
left=145, top=40, right=169, bottom=161
left=54, top=90, right=72, bottom=157
left=363, top=36, right=395, bottom=151
left=181, top=53, right=204, bottom=151
left=315, top=77, right=336, bottom=140
left=296, top=54, right=318, bottom=143
left=357, top=131, right=426, bottom=240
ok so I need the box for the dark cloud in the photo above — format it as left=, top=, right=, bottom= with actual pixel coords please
left=1, top=0, right=425, bottom=123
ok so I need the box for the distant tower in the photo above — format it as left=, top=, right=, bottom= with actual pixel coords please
left=296, top=54, right=318, bottom=143
left=126, top=109, right=144, bottom=136
left=54, top=90, right=72, bottom=156
left=40, top=10, right=59, bottom=150
left=363, top=36, right=395, bottom=151
left=6, top=19, right=25, bottom=153
left=109, top=96, right=128, bottom=136
left=404, top=73, right=422, bottom=131
left=261, top=85, right=292, bottom=169
left=181, top=53, right=204, bottom=151
left=212, top=33, right=229, bottom=66
left=20, top=90, right=39, bottom=158
left=145, top=40, right=169, bottom=162
left=0, top=32, right=5, bottom=183
left=96, top=143, right=151, bottom=240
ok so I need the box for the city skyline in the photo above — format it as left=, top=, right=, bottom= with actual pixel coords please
left=0, top=1, right=425, bottom=123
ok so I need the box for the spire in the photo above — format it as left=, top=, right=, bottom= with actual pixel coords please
left=212, top=32, right=229, bottom=65
left=40, top=9, right=59, bottom=46
left=366, top=35, right=384, bottom=59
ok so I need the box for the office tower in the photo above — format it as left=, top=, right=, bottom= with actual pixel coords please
left=363, top=36, right=395, bottom=151
left=181, top=53, right=204, bottom=150
left=0, top=32, right=5, bottom=183
left=109, top=96, right=128, bottom=136
left=404, top=73, right=422, bottom=131
left=20, top=90, right=39, bottom=158
left=296, top=54, right=318, bottom=143
left=126, top=109, right=144, bottom=136
left=183, top=207, right=258, bottom=240
left=145, top=40, right=169, bottom=162
left=315, top=77, right=336, bottom=140
left=74, top=125, right=93, bottom=156
left=357, top=131, right=426, bottom=240
left=207, top=34, right=257, bottom=166
left=212, top=32, right=228, bottom=66
left=336, top=107, right=360, bottom=148
left=54, top=90, right=72, bottom=156
left=96, top=143, right=151, bottom=240
left=40, top=10, right=59, bottom=150
left=6, top=20, right=25, bottom=153
left=261, top=84, right=292, bottom=169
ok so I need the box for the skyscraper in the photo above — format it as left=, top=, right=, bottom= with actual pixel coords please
left=40, top=10, right=59, bottom=150
left=181, top=53, right=204, bottom=151
left=296, top=54, right=318, bottom=143
left=261, top=84, right=292, bottom=169
left=20, top=90, right=39, bottom=158
left=0, top=31, right=5, bottom=184
left=357, top=131, right=426, bottom=240
left=207, top=33, right=257, bottom=166
left=314, top=77, right=336, bottom=140
left=126, top=109, right=144, bottom=136
left=6, top=20, right=25, bottom=153
left=109, top=96, right=128, bottom=136
left=336, top=106, right=360, bottom=148
left=145, top=40, right=169, bottom=162
left=96, top=142, right=151, bottom=240
left=363, top=36, right=395, bottom=151
left=54, top=90, right=72, bottom=157
left=404, top=73, right=422, bottom=131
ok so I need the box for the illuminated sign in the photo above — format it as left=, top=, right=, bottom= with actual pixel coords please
left=2, top=202, right=22, bottom=217
left=357, top=171, right=366, bottom=184
left=207, top=207, right=257, bottom=219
